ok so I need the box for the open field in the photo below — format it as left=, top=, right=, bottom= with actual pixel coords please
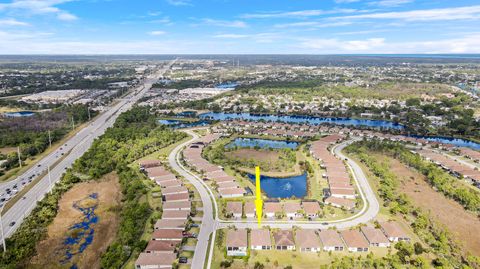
left=225, top=148, right=299, bottom=175
left=377, top=153, right=480, bottom=256
left=29, top=173, right=122, bottom=269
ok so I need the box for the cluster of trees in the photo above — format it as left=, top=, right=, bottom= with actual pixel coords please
left=0, top=106, right=185, bottom=268
left=352, top=139, right=480, bottom=212
left=346, top=141, right=480, bottom=268
left=0, top=104, right=96, bottom=171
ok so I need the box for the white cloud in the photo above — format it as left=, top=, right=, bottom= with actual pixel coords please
left=166, top=0, right=192, bottom=6
left=148, top=30, right=166, bottom=36
left=241, top=9, right=357, bottom=19
left=0, top=0, right=78, bottom=21
left=0, top=18, right=29, bottom=26
left=57, top=12, right=77, bottom=21
left=213, top=32, right=281, bottom=43
left=274, top=21, right=352, bottom=28
left=201, top=18, right=247, bottom=28
left=301, top=37, right=385, bottom=51
left=299, top=34, right=480, bottom=53
left=369, top=0, right=414, bottom=7
left=335, top=5, right=480, bottom=21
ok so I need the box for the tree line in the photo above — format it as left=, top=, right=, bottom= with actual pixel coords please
left=0, top=106, right=186, bottom=268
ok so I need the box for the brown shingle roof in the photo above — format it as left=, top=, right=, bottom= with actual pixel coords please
left=264, top=202, right=283, bottom=214
left=361, top=226, right=389, bottom=245
left=302, top=201, right=321, bottom=214
left=283, top=202, right=302, bottom=213
left=250, top=229, right=271, bottom=247
left=340, top=230, right=369, bottom=248
left=154, top=219, right=187, bottom=230
left=318, top=230, right=344, bottom=247
left=145, top=240, right=179, bottom=252
left=226, top=201, right=243, bottom=214
left=226, top=229, right=248, bottom=248
left=152, top=229, right=184, bottom=240
left=295, top=229, right=321, bottom=249
left=135, top=252, right=176, bottom=266
left=273, top=230, right=295, bottom=247
left=380, top=221, right=409, bottom=239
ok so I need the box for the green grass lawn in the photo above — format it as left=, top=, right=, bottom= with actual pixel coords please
left=210, top=228, right=391, bottom=269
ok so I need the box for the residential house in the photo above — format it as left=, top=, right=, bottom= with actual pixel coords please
left=284, top=202, right=303, bottom=220
left=250, top=229, right=272, bottom=250
left=318, top=230, right=344, bottom=251
left=244, top=201, right=256, bottom=218
left=273, top=230, right=295, bottom=250
left=145, top=240, right=179, bottom=253
left=361, top=226, right=390, bottom=247
left=264, top=202, right=283, bottom=219
left=340, top=230, right=369, bottom=252
left=154, top=219, right=186, bottom=230
left=151, top=229, right=184, bottom=241
left=135, top=252, right=176, bottom=269
left=225, top=201, right=243, bottom=219
left=226, top=229, right=248, bottom=256
left=380, top=221, right=411, bottom=242
left=296, top=229, right=321, bottom=252
left=162, top=210, right=190, bottom=220
left=302, top=201, right=321, bottom=219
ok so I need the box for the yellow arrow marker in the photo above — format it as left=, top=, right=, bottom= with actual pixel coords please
left=254, top=166, right=263, bottom=228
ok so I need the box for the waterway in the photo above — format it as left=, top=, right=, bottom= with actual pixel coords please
left=226, top=137, right=299, bottom=150
left=200, top=112, right=480, bottom=150
left=199, top=112, right=404, bottom=129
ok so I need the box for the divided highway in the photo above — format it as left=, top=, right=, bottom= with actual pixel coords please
left=0, top=60, right=177, bottom=244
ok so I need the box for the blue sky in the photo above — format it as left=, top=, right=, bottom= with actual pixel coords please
left=0, top=0, right=479, bottom=54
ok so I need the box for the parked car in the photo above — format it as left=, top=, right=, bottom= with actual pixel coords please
left=179, top=257, right=188, bottom=264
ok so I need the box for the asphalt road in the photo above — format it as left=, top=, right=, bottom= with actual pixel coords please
left=170, top=134, right=380, bottom=268
left=168, top=130, right=218, bottom=269
left=0, top=60, right=177, bottom=244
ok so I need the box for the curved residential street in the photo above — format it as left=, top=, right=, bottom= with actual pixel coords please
left=169, top=131, right=380, bottom=269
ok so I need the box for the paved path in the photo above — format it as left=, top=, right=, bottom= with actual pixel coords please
left=169, top=134, right=380, bottom=268
left=168, top=130, right=217, bottom=269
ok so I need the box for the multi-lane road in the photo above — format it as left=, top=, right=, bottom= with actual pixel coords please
left=168, top=131, right=380, bottom=269
left=0, top=59, right=177, bottom=244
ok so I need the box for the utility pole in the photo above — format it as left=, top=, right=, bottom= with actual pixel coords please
left=0, top=203, right=6, bottom=254
left=87, top=106, right=91, bottom=121
left=71, top=116, right=75, bottom=130
left=48, top=130, right=52, bottom=148
left=47, top=166, right=52, bottom=190
left=17, top=147, right=22, bottom=168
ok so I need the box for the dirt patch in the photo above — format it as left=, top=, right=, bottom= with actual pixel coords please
left=0, top=147, right=16, bottom=154
left=30, top=172, right=122, bottom=269
left=227, top=148, right=281, bottom=163
left=386, top=156, right=480, bottom=256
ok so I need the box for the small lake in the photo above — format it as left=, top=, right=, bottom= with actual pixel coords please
left=226, top=138, right=299, bottom=150
left=200, top=112, right=404, bottom=130
left=410, top=135, right=480, bottom=151
left=159, top=119, right=210, bottom=129
left=3, top=111, right=35, bottom=118
left=247, top=173, right=307, bottom=198
left=215, top=82, right=239, bottom=89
